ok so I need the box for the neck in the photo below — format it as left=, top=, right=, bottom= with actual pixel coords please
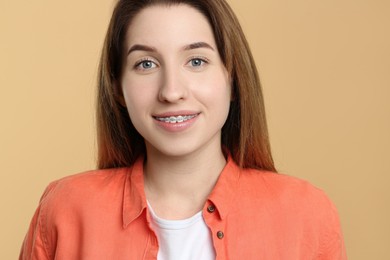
left=143, top=144, right=226, bottom=219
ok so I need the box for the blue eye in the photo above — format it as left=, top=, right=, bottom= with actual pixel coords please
left=191, top=58, right=204, bottom=67
left=135, top=59, right=157, bottom=70
left=141, top=60, right=153, bottom=69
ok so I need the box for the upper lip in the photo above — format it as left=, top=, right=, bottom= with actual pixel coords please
left=153, top=110, right=200, bottom=118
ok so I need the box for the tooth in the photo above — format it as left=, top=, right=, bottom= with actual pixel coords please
left=169, top=116, right=176, bottom=123
left=156, top=114, right=197, bottom=123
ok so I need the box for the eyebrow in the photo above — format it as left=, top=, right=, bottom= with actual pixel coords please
left=127, top=41, right=215, bottom=56
left=183, top=42, right=215, bottom=51
left=127, top=45, right=157, bottom=55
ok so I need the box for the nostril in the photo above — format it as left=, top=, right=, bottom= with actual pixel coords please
left=158, top=86, right=187, bottom=103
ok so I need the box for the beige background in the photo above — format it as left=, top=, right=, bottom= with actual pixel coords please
left=1, top=0, right=389, bottom=259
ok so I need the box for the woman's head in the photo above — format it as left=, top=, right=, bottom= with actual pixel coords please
left=120, top=4, right=232, bottom=159
left=97, top=0, right=275, bottom=171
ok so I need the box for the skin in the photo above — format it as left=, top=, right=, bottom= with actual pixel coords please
left=121, top=4, right=231, bottom=219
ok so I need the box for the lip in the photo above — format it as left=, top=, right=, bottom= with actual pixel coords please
left=152, top=111, right=200, bottom=133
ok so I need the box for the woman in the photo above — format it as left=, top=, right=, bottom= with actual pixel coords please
left=20, top=0, right=346, bottom=259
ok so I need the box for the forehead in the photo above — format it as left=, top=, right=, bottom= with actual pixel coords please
left=124, top=4, right=217, bottom=49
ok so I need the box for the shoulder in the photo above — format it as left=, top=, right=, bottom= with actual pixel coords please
left=238, top=168, right=338, bottom=218
left=237, top=168, right=345, bottom=255
left=240, top=168, right=328, bottom=198
left=20, top=167, right=132, bottom=259
left=38, top=167, right=131, bottom=217
left=43, top=167, right=129, bottom=197
left=221, top=166, right=346, bottom=258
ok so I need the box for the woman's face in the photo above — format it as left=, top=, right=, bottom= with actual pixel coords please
left=121, top=4, right=231, bottom=158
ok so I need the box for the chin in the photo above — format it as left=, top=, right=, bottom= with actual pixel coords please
left=145, top=138, right=205, bottom=158
left=150, top=145, right=198, bottom=158
left=144, top=132, right=222, bottom=159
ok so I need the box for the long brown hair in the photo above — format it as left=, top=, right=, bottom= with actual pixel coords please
left=96, top=0, right=276, bottom=172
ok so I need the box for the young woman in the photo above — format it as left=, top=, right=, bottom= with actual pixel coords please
left=20, top=0, right=346, bottom=259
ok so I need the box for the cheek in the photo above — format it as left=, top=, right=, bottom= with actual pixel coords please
left=195, top=71, right=231, bottom=109
left=121, top=81, right=154, bottom=126
left=122, top=76, right=157, bottom=109
left=212, top=74, right=231, bottom=123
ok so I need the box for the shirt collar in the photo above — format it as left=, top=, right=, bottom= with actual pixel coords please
left=122, top=154, right=241, bottom=227
left=207, top=154, right=241, bottom=220
left=123, top=157, right=147, bottom=228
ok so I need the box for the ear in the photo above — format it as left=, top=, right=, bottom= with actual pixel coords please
left=113, top=79, right=127, bottom=107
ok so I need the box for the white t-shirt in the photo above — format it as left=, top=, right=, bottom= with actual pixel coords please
left=147, top=202, right=215, bottom=260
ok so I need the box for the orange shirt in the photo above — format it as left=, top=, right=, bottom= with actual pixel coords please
left=20, top=156, right=346, bottom=259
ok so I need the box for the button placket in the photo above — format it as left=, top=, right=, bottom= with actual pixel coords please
left=205, top=203, right=226, bottom=242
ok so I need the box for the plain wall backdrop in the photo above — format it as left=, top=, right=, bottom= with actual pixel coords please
left=1, top=0, right=389, bottom=259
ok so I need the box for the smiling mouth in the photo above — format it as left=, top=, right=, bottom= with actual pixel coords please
left=154, top=114, right=199, bottom=124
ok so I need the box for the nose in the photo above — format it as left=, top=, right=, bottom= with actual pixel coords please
left=158, top=66, right=188, bottom=103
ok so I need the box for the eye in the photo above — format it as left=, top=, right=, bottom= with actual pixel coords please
left=190, top=58, right=204, bottom=67
left=187, top=57, right=209, bottom=68
left=135, top=59, right=157, bottom=71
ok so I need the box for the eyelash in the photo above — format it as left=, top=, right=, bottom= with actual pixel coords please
left=133, top=56, right=210, bottom=71
left=134, top=58, right=157, bottom=71
left=187, top=56, right=209, bottom=67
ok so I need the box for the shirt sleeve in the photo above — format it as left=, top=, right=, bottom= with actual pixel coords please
left=19, top=182, right=58, bottom=260
left=318, top=195, right=347, bottom=260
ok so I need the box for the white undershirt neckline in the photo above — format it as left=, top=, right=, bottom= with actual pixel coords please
left=147, top=201, right=215, bottom=260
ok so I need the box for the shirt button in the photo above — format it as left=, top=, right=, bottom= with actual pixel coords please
left=217, top=231, right=224, bottom=239
left=207, top=205, right=216, bottom=213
